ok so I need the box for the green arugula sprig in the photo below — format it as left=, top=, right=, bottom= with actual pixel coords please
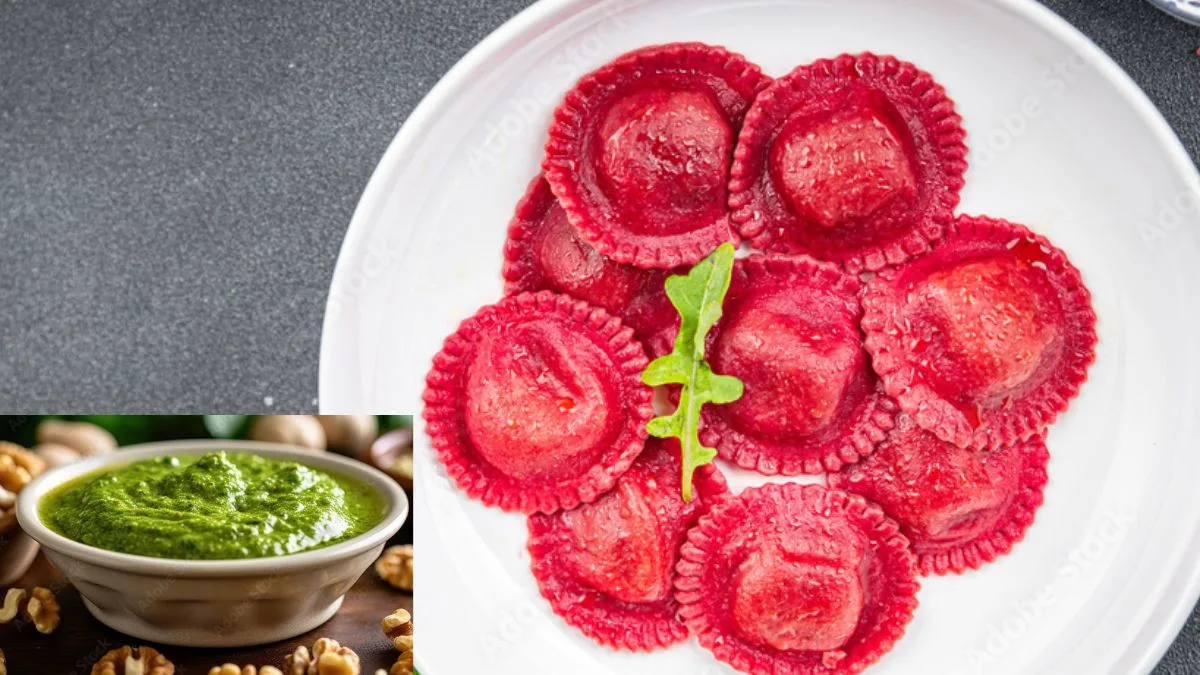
left=642, top=243, right=744, bottom=502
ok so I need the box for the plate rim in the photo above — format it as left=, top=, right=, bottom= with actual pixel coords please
left=319, top=0, right=1200, bottom=672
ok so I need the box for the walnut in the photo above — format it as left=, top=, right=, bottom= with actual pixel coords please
left=0, top=588, right=26, bottom=622
left=388, top=653, right=413, bottom=675
left=375, top=545, right=414, bottom=591
left=381, top=608, right=413, bottom=653
left=381, top=608, right=413, bottom=675
left=91, top=646, right=175, bottom=675
left=0, top=442, right=45, bottom=493
left=370, top=658, right=411, bottom=675
left=284, top=638, right=360, bottom=675
left=25, top=587, right=60, bottom=634
left=208, top=666, right=283, bottom=675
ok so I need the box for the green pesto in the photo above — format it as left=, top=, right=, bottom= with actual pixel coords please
left=40, top=452, right=385, bottom=560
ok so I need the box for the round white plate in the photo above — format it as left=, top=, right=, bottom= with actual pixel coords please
left=320, top=1, right=1200, bottom=673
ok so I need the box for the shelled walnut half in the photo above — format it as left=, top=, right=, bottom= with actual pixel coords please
left=208, top=666, right=283, bottom=675
left=381, top=608, right=414, bottom=675
left=0, top=588, right=25, bottom=623
left=91, top=646, right=174, bottom=675
left=0, top=586, right=61, bottom=633
left=375, top=545, right=413, bottom=591
left=26, top=587, right=60, bottom=634
left=284, top=638, right=360, bottom=675
left=0, top=443, right=46, bottom=537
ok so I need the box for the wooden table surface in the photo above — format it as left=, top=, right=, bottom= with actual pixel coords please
left=0, top=549, right=412, bottom=675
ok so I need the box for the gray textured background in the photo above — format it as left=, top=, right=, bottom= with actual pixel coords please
left=0, top=0, right=1198, bottom=669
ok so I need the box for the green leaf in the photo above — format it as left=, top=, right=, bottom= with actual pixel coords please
left=641, top=243, right=744, bottom=501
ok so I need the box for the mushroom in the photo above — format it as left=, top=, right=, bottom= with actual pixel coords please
left=35, top=420, right=116, bottom=457
left=317, top=415, right=378, bottom=457
left=248, top=416, right=326, bottom=451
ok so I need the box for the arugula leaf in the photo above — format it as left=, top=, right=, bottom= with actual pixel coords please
left=642, top=242, right=744, bottom=501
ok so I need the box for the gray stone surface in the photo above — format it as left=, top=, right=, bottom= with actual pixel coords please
left=0, top=0, right=1197, bottom=667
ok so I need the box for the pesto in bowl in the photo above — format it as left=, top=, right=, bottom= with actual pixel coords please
left=39, top=451, right=386, bottom=560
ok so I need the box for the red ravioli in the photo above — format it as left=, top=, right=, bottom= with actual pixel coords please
left=544, top=42, right=771, bottom=269
left=729, top=53, right=968, bottom=273
left=676, top=483, right=918, bottom=675
left=502, top=175, right=679, bottom=357
left=862, top=214, right=1097, bottom=450
left=701, top=254, right=897, bottom=475
left=423, top=291, right=654, bottom=513
left=527, top=438, right=729, bottom=651
left=830, top=414, right=1050, bottom=575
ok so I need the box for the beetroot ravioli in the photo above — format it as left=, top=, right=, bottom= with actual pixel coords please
left=544, top=43, right=770, bottom=269
left=423, top=291, right=653, bottom=514
left=419, top=39, right=1100, bottom=675
left=729, top=53, right=968, bottom=272
left=703, top=254, right=897, bottom=475
left=528, top=438, right=728, bottom=651
left=677, top=483, right=918, bottom=675
left=863, top=215, right=1097, bottom=450
left=502, top=175, right=678, bottom=357
left=830, top=415, right=1050, bottom=575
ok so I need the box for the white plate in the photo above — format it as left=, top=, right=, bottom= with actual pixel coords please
left=319, top=1, right=1200, bottom=673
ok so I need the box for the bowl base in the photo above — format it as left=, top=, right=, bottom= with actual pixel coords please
left=80, top=594, right=345, bottom=648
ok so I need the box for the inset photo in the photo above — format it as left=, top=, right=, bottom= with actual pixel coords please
left=0, top=415, right=413, bottom=674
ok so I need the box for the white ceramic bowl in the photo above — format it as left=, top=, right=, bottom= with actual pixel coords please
left=1145, top=0, right=1200, bottom=25
left=16, top=440, right=409, bottom=647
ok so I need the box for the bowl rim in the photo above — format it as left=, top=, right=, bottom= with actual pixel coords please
left=1144, top=0, right=1200, bottom=26
left=16, top=439, right=409, bottom=577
